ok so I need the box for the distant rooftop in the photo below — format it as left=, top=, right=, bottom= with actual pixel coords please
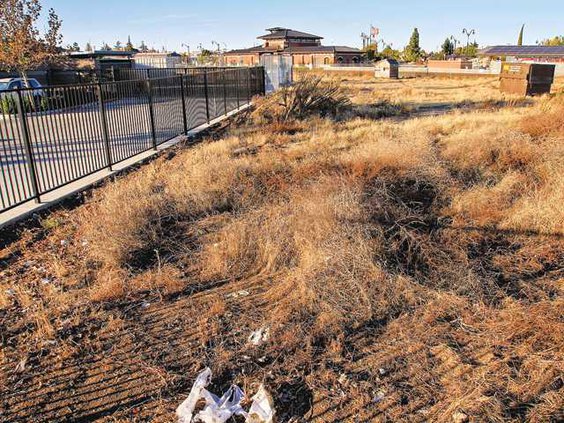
left=227, top=45, right=360, bottom=55
left=68, top=50, right=134, bottom=59
left=134, top=52, right=181, bottom=57
left=258, top=27, right=323, bottom=41
left=479, top=45, right=564, bottom=58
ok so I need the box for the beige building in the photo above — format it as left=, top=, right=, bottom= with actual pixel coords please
left=133, top=53, right=182, bottom=69
left=225, top=27, right=361, bottom=67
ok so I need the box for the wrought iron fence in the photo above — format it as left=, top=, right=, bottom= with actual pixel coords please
left=0, top=66, right=265, bottom=214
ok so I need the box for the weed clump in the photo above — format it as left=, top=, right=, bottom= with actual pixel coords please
left=250, top=75, right=350, bottom=124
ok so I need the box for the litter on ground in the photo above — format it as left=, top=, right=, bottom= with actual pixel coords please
left=176, top=368, right=275, bottom=423
left=248, top=327, right=270, bottom=346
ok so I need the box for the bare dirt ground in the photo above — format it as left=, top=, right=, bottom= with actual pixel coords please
left=1, top=75, right=563, bottom=422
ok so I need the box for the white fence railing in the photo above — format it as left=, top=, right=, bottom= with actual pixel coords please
left=313, top=62, right=564, bottom=77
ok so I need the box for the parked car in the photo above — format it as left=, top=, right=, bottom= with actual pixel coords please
left=0, top=77, right=44, bottom=96
left=0, top=78, right=46, bottom=113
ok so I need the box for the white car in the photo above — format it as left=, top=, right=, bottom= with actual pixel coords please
left=0, top=77, right=44, bottom=96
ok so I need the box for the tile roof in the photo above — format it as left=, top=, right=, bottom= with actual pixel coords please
left=258, top=28, right=323, bottom=40
left=226, top=45, right=361, bottom=55
left=479, top=45, right=564, bottom=57
left=284, top=45, right=360, bottom=53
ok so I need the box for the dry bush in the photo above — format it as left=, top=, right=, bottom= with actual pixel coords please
left=521, top=95, right=564, bottom=137
left=250, top=75, right=350, bottom=124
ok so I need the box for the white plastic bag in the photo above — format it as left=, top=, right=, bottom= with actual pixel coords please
left=248, top=327, right=270, bottom=346
left=195, top=385, right=247, bottom=423
left=176, top=369, right=275, bottom=423
left=177, top=368, right=213, bottom=423
left=246, top=385, right=275, bottom=423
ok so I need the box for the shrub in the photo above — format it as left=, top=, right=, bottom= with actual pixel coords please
left=250, top=75, right=350, bottom=123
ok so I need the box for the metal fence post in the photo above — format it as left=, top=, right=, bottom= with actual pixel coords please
left=180, top=76, right=188, bottom=134
left=236, top=69, right=241, bottom=109
left=15, top=89, right=41, bottom=203
left=247, top=68, right=252, bottom=103
left=222, top=69, right=228, bottom=115
left=146, top=79, right=158, bottom=150
left=96, top=83, right=113, bottom=170
left=203, top=70, right=211, bottom=123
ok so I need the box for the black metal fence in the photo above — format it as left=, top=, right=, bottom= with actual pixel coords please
left=0, top=66, right=265, bottom=214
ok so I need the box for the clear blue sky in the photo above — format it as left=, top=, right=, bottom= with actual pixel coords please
left=43, top=0, right=563, bottom=52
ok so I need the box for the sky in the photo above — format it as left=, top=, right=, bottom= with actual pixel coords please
left=42, top=0, right=563, bottom=53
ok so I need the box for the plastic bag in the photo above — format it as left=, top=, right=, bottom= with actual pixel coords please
left=246, top=385, right=275, bottom=423
left=176, top=367, right=213, bottom=423
left=176, top=368, right=275, bottom=423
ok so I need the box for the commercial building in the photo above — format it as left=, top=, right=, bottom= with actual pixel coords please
left=478, top=45, right=564, bottom=63
left=225, top=27, right=361, bottom=67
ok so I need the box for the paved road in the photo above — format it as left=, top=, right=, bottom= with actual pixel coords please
left=0, top=93, right=242, bottom=211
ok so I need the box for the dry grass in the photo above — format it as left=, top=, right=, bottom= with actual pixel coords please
left=1, top=76, right=562, bottom=422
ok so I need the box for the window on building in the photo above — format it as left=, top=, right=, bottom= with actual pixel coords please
left=337, top=56, right=344, bottom=64
left=352, top=56, right=359, bottom=63
left=324, top=57, right=330, bottom=65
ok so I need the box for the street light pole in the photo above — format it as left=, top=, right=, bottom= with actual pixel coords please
left=462, top=28, right=476, bottom=56
left=450, top=36, right=459, bottom=56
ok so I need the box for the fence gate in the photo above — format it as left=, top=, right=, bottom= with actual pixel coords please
left=260, top=54, right=293, bottom=93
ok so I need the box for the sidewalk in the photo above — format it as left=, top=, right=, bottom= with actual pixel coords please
left=0, top=105, right=249, bottom=229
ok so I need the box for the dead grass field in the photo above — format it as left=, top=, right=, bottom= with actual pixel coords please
left=1, top=74, right=563, bottom=422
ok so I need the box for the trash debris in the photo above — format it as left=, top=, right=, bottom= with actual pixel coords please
left=248, top=327, right=270, bottom=346
left=378, top=367, right=387, bottom=376
left=177, top=367, right=212, bottom=423
left=372, top=390, right=386, bottom=403
left=196, top=385, right=246, bottom=423
left=176, top=368, right=275, bottom=423
left=60, top=239, right=69, bottom=247
left=141, top=301, right=151, bottom=309
left=41, top=278, right=51, bottom=285
left=5, top=288, right=16, bottom=296
left=227, top=290, right=250, bottom=299
left=247, top=385, right=275, bottom=423
left=257, top=356, right=268, bottom=364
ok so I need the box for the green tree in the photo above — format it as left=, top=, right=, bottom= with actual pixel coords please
left=518, top=24, right=525, bottom=46
left=71, top=42, right=80, bottom=51
left=441, top=37, right=454, bottom=57
left=114, top=40, right=122, bottom=50
left=197, top=49, right=215, bottom=65
left=125, top=35, right=134, bottom=51
left=101, top=42, right=110, bottom=50
left=403, top=28, right=421, bottom=62
left=362, top=43, right=378, bottom=61
left=538, top=36, right=564, bottom=46
left=381, top=45, right=401, bottom=60
left=85, top=42, right=93, bottom=52
left=0, top=0, right=63, bottom=81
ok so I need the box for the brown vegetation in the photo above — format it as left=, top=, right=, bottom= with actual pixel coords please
left=0, top=76, right=563, bottom=422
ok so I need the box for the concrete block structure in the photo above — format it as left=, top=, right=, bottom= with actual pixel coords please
left=374, top=59, right=399, bottom=78
left=133, top=52, right=182, bottom=69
